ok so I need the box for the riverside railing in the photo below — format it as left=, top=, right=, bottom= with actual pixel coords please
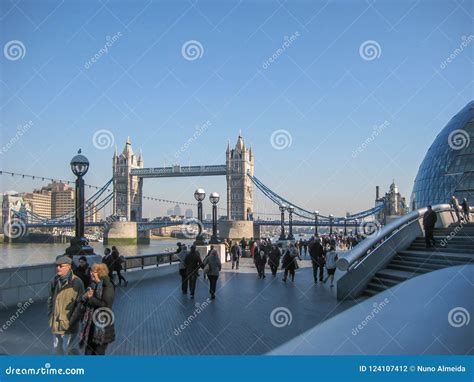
left=123, top=251, right=179, bottom=272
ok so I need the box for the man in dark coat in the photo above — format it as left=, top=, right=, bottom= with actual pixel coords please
left=423, top=205, right=438, bottom=248
left=254, top=240, right=268, bottom=279
left=461, top=198, right=470, bottom=222
left=309, top=237, right=326, bottom=283
left=268, top=244, right=282, bottom=277
left=184, top=245, right=203, bottom=299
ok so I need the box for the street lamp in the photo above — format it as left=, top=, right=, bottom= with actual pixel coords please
left=287, top=205, right=295, bottom=241
left=194, top=188, right=206, bottom=245
left=355, top=218, right=359, bottom=235
left=329, top=214, right=334, bottom=235
left=314, top=210, right=319, bottom=236
left=209, top=192, right=221, bottom=244
left=66, top=149, right=94, bottom=257
left=279, top=204, right=286, bottom=240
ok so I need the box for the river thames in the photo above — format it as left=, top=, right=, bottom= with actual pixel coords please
left=0, top=238, right=195, bottom=268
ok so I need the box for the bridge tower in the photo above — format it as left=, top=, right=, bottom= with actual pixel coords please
left=113, top=137, right=144, bottom=221
left=226, top=134, right=254, bottom=220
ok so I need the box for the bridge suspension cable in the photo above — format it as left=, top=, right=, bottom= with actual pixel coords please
left=248, top=173, right=384, bottom=222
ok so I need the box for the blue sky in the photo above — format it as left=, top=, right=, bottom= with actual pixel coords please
left=1, top=0, right=473, bottom=218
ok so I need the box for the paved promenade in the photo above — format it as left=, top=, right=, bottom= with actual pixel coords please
left=0, top=258, right=359, bottom=355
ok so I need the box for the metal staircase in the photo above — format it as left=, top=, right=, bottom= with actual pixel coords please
left=363, top=222, right=474, bottom=297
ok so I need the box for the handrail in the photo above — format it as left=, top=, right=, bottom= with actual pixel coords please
left=336, top=203, right=453, bottom=271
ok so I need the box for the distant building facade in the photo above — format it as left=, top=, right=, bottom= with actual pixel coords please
left=375, top=182, right=408, bottom=224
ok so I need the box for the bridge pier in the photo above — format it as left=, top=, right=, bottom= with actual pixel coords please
left=104, top=221, right=142, bottom=246
left=218, top=220, right=255, bottom=240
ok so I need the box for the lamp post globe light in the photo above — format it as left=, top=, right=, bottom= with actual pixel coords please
left=209, top=192, right=221, bottom=244
left=287, top=205, right=295, bottom=241
left=329, top=214, right=334, bottom=235
left=279, top=204, right=287, bottom=240
left=194, top=188, right=206, bottom=245
left=66, top=149, right=94, bottom=257
left=314, top=210, right=319, bottom=236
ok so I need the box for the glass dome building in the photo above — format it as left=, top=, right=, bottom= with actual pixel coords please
left=411, top=101, right=474, bottom=210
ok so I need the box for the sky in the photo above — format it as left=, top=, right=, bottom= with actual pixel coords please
left=0, top=0, right=473, bottom=219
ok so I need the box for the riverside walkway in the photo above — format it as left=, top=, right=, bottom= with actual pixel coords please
left=0, top=258, right=359, bottom=355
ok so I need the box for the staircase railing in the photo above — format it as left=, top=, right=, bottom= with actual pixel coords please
left=336, top=204, right=454, bottom=272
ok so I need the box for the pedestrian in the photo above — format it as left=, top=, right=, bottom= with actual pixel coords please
left=102, top=248, right=114, bottom=283
left=423, top=205, right=437, bottom=248
left=451, top=195, right=462, bottom=223
left=303, top=240, right=308, bottom=257
left=240, top=237, right=247, bottom=257
left=48, top=255, right=84, bottom=355
left=75, top=256, right=91, bottom=289
left=282, top=242, right=300, bottom=282
left=176, top=243, right=189, bottom=294
left=309, top=237, right=326, bottom=284
left=184, top=245, right=203, bottom=299
left=202, top=245, right=214, bottom=280
left=254, top=240, right=268, bottom=279
left=230, top=241, right=241, bottom=270
left=298, top=239, right=304, bottom=257
left=111, top=246, right=128, bottom=287
left=461, top=198, right=470, bottom=222
left=202, top=248, right=222, bottom=299
left=323, top=245, right=338, bottom=287
left=77, top=263, right=115, bottom=355
left=268, top=243, right=282, bottom=277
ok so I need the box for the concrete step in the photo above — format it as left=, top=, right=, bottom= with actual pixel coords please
left=398, top=250, right=474, bottom=262
left=386, top=263, right=432, bottom=275
left=413, top=237, right=474, bottom=244
left=390, top=259, right=448, bottom=271
left=407, top=244, right=474, bottom=255
left=374, top=268, right=412, bottom=282
left=393, top=254, right=468, bottom=267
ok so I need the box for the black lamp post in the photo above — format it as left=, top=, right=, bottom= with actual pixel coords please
left=329, top=214, right=334, bottom=235
left=343, top=217, right=347, bottom=236
left=65, top=149, right=94, bottom=257
left=287, top=205, right=295, bottom=241
left=209, top=192, right=221, bottom=244
left=279, top=204, right=286, bottom=240
left=194, top=188, right=206, bottom=245
left=314, top=210, right=319, bottom=236
left=355, top=218, right=359, bottom=235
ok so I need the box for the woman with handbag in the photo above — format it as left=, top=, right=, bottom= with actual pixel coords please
left=202, top=249, right=222, bottom=300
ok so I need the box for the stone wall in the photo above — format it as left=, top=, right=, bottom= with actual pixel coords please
left=218, top=220, right=254, bottom=240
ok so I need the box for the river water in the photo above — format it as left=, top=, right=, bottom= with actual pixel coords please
left=0, top=239, right=195, bottom=268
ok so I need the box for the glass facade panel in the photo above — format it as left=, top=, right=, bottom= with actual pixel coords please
left=410, top=102, right=474, bottom=210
